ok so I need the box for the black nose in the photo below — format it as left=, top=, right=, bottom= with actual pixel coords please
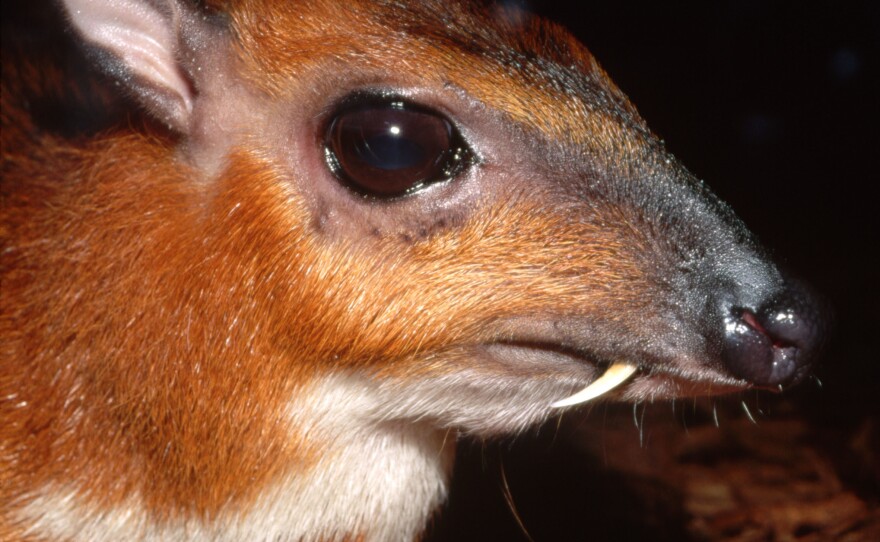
left=720, top=284, right=826, bottom=388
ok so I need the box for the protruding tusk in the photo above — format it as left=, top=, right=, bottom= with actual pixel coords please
left=550, top=362, right=638, bottom=408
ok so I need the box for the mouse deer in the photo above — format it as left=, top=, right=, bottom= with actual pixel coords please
left=0, top=0, right=825, bottom=540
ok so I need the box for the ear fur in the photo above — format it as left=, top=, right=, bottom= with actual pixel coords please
left=63, top=0, right=197, bottom=132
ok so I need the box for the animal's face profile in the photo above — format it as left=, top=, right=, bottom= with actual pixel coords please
left=0, top=0, right=825, bottom=540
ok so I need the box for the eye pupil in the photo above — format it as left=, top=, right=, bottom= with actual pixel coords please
left=354, top=124, right=426, bottom=171
left=325, top=100, right=469, bottom=197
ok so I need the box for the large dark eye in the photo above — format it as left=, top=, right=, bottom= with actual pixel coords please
left=324, top=100, right=471, bottom=197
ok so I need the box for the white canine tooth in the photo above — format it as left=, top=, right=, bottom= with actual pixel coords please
left=550, top=362, right=638, bottom=408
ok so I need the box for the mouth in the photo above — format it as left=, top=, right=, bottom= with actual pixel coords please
left=481, top=340, right=641, bottom=406
left=482, top=339, right=749, bottom=408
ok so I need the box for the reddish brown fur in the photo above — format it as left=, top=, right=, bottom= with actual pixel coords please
left=1, top=118, right=647, bottom=521
left=1, top=0, right=773, bottom=539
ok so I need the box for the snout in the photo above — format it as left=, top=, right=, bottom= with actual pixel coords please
left=717, top=282, right=827, bottom=388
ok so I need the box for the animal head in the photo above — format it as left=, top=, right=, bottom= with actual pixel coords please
left=0, top=0, right=825, bottom=540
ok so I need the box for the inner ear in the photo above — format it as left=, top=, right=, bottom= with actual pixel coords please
left=63, top=0, right=199, bottom=132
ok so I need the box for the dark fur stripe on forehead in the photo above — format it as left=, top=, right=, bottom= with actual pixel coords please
left=227, top=0, right=653, bottom=155
left=377, top=0, right=645, bottom=119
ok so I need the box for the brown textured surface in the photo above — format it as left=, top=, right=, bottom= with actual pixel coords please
left=428, top=396, right=880, bottom=541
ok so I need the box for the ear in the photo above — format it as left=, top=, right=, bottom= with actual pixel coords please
left=62, top=0, right=198, bottom=132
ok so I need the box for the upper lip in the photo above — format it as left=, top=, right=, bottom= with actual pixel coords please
left=484, top=336, right=752, bottom=405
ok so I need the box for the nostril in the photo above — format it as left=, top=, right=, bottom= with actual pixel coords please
left=741, top=311, right=770, bottom=341
left=721, top=309, right=779, bottom=386
left=720, top=285, right=826, bottom=388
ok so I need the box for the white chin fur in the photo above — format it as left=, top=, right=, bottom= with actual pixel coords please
left=550, top=362, right=638, bottom=408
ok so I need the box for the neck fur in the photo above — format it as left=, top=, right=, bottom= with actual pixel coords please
left=19, top=375, right=456, bottom=542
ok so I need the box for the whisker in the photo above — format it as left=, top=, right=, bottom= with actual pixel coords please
left=499, top=457, right=535, bottom=542
left=741, top=400, right=757, bottom=424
